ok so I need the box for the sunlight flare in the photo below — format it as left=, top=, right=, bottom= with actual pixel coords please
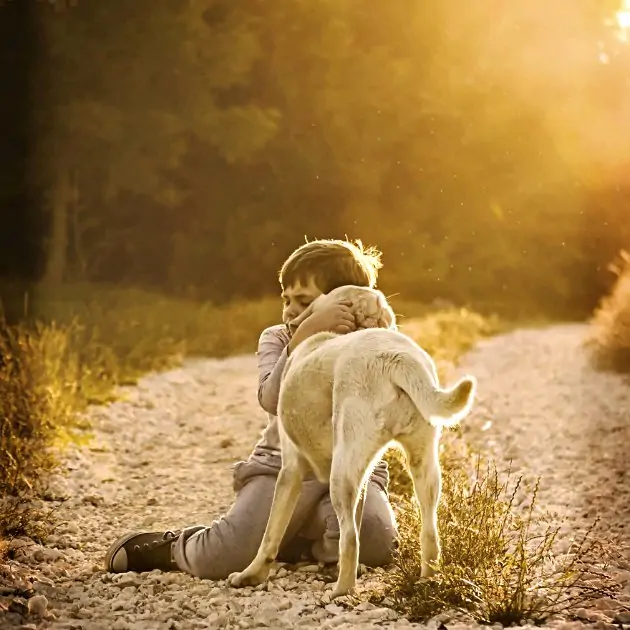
left=617, top=0, right=630, bottom=32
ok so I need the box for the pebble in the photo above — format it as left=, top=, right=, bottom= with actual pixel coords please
left=27, top=594, right=48, bottom=616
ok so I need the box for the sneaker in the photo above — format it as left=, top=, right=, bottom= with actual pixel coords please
left=105, top=530, right=180, bottom=573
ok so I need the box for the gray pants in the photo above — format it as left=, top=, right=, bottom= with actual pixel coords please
left=172, top=450, right=397, bottom=580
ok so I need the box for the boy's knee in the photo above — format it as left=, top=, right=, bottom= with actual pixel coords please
left=359, top=503, right=398, bottom=567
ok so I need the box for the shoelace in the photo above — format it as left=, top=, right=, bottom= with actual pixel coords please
left=133, top=530, right=178, bottom=552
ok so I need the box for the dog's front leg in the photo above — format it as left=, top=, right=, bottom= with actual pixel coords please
left=228, top=463, right=304, bottom=588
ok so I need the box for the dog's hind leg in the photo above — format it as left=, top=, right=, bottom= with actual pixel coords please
left=328, top=397, right=383, bottom=599
left=399, top=433, right=442, bottom=577
left=228, top=435, right=309, bottom=588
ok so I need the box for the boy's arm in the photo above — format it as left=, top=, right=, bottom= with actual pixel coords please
left=257, top=327, right=290, bottom=416
left=257, top=301, right=352, bottom=414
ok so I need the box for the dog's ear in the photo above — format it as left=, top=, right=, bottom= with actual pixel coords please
left=288, top=301, right=315, bottom=335
left=376, top=292, right=397, bottom=330
left=379, top=309, right=397, bottom=331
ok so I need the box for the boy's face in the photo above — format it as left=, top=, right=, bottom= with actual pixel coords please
left=281, top=276, right=323, bottom=327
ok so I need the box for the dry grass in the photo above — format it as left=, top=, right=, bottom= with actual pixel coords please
left=585, top=249, right=630, bottom=373
left=0, top=284, right=280, bottom=548
left=376, top=450, right=619, bottom=625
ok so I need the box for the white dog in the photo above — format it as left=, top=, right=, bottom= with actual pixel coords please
left=228, top=286, right=477, bottom=599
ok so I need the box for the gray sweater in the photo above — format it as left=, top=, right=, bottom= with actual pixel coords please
left=255, top=324, right=292, bottom=454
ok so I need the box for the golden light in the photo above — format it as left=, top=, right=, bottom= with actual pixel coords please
left=617, top=0, right=630, bottom=37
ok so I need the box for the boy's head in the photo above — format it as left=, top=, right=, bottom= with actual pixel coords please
left=279, top=238, right=383, bottom=325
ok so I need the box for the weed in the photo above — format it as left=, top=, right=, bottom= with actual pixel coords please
left=377, top=451, right=620, bottom=625
left=585, top=249, right=630, bottom=373
left=0, top=284, right=280, bottom=547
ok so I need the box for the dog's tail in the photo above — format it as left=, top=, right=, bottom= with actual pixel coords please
left=389, top=354, right=477, bottom=428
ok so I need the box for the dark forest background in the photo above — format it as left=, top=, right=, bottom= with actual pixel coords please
left=1, top=0, right=629, bottom=321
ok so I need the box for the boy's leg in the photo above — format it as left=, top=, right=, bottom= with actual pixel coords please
left=308, top=461, right=398, bottom=567
left=105, top=451, right=329, bottom=580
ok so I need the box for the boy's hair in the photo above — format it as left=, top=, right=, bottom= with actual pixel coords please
left=279, top=238, right=383, bottom=293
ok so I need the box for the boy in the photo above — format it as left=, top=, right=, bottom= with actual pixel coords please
left=105, top=238, right=397, bottom=579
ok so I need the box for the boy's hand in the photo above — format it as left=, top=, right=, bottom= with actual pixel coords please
left=302, top=299, right=356, bottom=336
left=289, top=299, right=355, bottom=352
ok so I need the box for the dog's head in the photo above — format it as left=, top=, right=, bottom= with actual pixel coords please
left=288, top=285, right=397, bottom=335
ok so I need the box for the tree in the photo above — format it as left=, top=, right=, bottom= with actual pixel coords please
left=34, top=0, right=280, bottom=286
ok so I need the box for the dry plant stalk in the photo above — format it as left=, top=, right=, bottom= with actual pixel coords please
left=585, top=249, right=630, bottom=373
left=381, top=452, right=620, bottom=625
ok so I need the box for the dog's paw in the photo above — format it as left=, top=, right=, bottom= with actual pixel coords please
left=227, top=569, right=264, bottom=588
left=319, top=591, right=335, bottom=606
left=420, top=563, right=438, bottom=579
left=320, top=582, right=355, bottom=604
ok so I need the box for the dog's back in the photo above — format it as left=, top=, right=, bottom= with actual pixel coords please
left=278, top=328, right=476, bottom=482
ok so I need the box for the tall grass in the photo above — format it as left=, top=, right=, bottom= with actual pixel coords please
left=585, top=249, right=630, bottom=372
left=379, top=450, right=619, bottom=624
left=0, top=283, right=280, bottom=542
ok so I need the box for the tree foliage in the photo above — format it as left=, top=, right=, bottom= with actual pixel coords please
left=6, top=0, right=630, bottom=313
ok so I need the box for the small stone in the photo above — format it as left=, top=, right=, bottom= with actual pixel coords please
left=33, top=575, right=55, bottom=588
left=83, top=494, right=104, bottom=506
left=363, top=606, right=398, bottom=621
left=325, top=604, right=345, bottom=614
left=297, top=564, right=320, bottom=573
left=574, top=608, right=590, bottom=620
left=61, top=521, right=80, bottom=534
left=27, top=594, right=48, bottom=617
left=8, top=538, right=32, bottom=550
left=33, top=547, right=65, bottom=562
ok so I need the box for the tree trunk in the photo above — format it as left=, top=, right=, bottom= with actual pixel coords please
left=43, top=168, right=74, bottom=287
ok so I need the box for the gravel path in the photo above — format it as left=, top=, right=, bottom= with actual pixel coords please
left=2, top=323, right=630, bottom=630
